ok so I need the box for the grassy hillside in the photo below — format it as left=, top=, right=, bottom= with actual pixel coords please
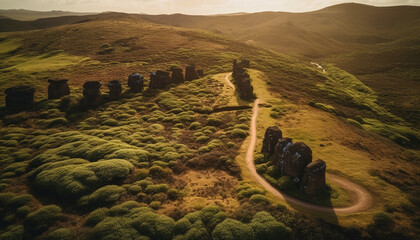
left=141, top=3, right=420, bottom=127
left=0, top=13, right=419, bottom=239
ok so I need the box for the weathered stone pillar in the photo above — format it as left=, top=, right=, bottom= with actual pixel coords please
left=283, top=142, right=313, bottom=182
left=261, top=126, right=283, bottom=154
left=149, top=70, right=170, bottom=89
left=82, top=81, right=102, bottom=108
left=128, top=73, right=144, bottom=93
left=107, top=80, right=122, bottom=100
left=185, top=64, right=199, bottom=81
left=48, top=79, right=70, bottom=99
left=5, top=86, right=35, bottom=112
left=300, top=159, right=326, bottom=195
left=170, top=67, right=184, bottom=84
left=273, top=138, right=293, bottom=174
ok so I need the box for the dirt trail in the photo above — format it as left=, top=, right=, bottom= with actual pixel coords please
left=225, top=73, right=373, bottom=214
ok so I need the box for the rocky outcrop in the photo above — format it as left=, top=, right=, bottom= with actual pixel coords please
left=301, top=159, right=326, bottom=195
left=107, top=80, right=122, bottom=100
left=149, top=70, right=171, bottom=89
left=170, top=66, right=184, bottom=84
left=128, top=73, right=144, bottom=93
left=185, top=64, right=199, bottom=81
left=82, top=81, right=102, bottom=108
left=5, top=86, right=35, bottom=112
left=232, top=59, right=254, bottom=100
left=261, top=126, right=283, bottom=154
left=48, top=79, right=70, bottom=99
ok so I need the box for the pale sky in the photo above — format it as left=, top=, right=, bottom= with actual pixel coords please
left=0, top=0, right=419, bottom=15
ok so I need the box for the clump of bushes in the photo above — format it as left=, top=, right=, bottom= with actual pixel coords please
left=33, top=159, right=133, bottom=198
left=24, top=205, right=62, bottom=235
left=78, top=185, right=126, bottom=208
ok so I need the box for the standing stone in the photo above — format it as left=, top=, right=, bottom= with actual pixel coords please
left=128, top=73, right=144, bottom=93
left=197, top=69, right=204, bottom=78
left=107, top=80, right=122, bottom=100
left=261, top=126, right=283, bottom=154
left=48, top=79, right=70, bottom=99
left=5, top=86, right=35, bottom=112
left=300, top=159, right=326, bottom=195
left=149, top=70, right=170, bottom=89
left=241, top=59, right=250, bottom=68
left=185, top=64, right=199, bottom=81
left=273, top=138, right=293, bottom=174
left=283, top=142, right=312, bottom=181
left=170, top=66, right=184, bottom=84
left=82, top=81, right=102, bottom=108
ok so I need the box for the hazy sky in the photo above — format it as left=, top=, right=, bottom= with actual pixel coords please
left=1, top=0, right=419, bottom=14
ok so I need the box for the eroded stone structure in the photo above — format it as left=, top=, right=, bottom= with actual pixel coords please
left=261, top=126, right=283, bottom=154
left=283, top=142, right=313, bottom=181
left=261, top=126, right=326, bottom=195
left=232, top=59, right=255, bottom=100
left=185, top=64, right=199, bottom=81
left=48, top=79, right=70, bottom=99
left=107, top=80, right=122, bottom=100
left=5, top=86, right=35, bottom=112
left=170, top=66, right=184, bottom=84
left=301, top=159, right=326, bottom=195
left=128, top=73, right=144, bottom=93
left=273, top=138, right=293, bottom=174
left=82, top=81, right=102, bottom=108
left=149, top=70, right=170, bottom=89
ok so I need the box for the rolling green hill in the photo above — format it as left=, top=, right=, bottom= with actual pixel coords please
left=0, top=7, right=419, bottom=239
left=0, top=9, right=95, bottom=21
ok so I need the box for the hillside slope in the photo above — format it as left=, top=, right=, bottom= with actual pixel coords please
left=0, top=13, right=419, bottom=239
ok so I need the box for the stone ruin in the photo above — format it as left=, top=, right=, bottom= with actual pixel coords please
left=107, top=80, right=122, bottom=100
left=82, top=81, right=102, bottom=108
left=197, top=69, right=204, bottom=78
left=149, top=70, right=171, bottom=89
left=261, top=126, right=283, bottom=154
left=300, top=159, right=326, bottom=196
left=232, top=59, right=254, bottom=100
left=4, top=86, right=35, bottom=112
left=185, top=64, right=199, bottom=81
left=273, top=138, right=293, bottom=174
left=48, top=79, right=70, bottom=99
left=262, top=126, right=327, bottom=195
left=128, top=73, right=144, bottom=93
left=170, top=66, right=184, bottom=84
left=282, top=142, right=313, bottom=180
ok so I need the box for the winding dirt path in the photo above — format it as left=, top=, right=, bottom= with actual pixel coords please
left=226, top=73, right=374, bottom=214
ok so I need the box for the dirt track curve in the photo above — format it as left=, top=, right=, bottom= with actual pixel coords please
left=225, top=73, right=374, bottom=214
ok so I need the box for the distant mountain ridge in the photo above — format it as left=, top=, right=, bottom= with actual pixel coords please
left=0, top=9, right=95, bottom=21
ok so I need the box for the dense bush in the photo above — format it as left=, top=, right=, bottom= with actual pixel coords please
left=33, top=159, right=133, bottom=198
left=24, top=205, right=62, bottom=235
left=78, top=185, right=126, bottom=208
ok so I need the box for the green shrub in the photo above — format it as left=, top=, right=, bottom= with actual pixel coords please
left=372, top=212, right=395, bottom=230
left=212, top=219, right=254, bottom=240
left=145, top=184, right=168, bottom=194
left=228, top=129, right=248, bottom=138
left=226, top=142, right=235, bottom=148
left=149, top=201, right=161, bottom=210
left=78, top=185, right=126, bottom=208
left=45, top=117, right=68, bottom=128
left=250, top=211, right=291, bottom=240
left=46, top=228, right=72, bottom=240
left=0, top=193, right=15, bottom=206
left=0, top=225, right=24, bottom=240
left=167, top=189, right=180, bottom=200
left=8, top=194, right=33, bottom=208
left=106, top=149, right=150, bottom=162
left=128, top=185, right=142, bottom=195
left=189, top=122, right=202, bottom=130
left=174, top=218, right=192, bottom=235
left=206, top=118, right=223, bottom=127
left=24, top=205, right=62, bottom=235
left=136, top=168, right=149, bottom=180
left=249, top=194, right=270, bottom=205
left=16, top=206, right=31, bottom=218
left=136, top=179, right=153, bottom=189
left=195, top=136, right=209, bottom=143
left=85, top=208, right=109, bottom=226
left=34, top=159, right=133, bottom=198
